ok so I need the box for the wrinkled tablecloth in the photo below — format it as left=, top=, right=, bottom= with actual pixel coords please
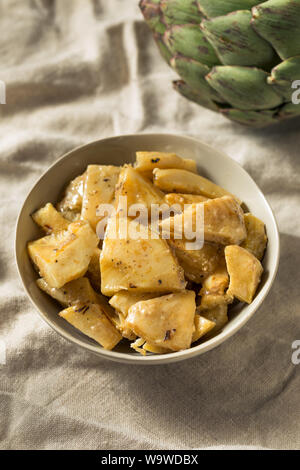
left=0, top=0, right=299, bottom=450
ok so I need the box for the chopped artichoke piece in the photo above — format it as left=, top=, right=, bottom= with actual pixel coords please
left=153, top=168, right=241, bottom=202
left=28, top=221, right=99, bottom=288
left=37, top=274, right=121, bottom=335
left=241, top=213, right=267, bottom=260
left=32, top=203, right=69, bottom=234
left=59, top=303, right=122, bottom=350
left=192, top=315, right=216, bottom=343
left=161, top=196, right=246, bottom=245
left=109, top=291, right=160, bottom=317
left=164, top=192, right=209, bottom=210
left=114, top=166, right=164, bottom=216
left=100, top=214, right=186, bottom=296
left=109, top=292, right=163, bottom=341
left=199, top=258, right=233, bottom=309
left=200, top=304, right=229, bottom=332
left=36, top=276, right=99, bottom=307
left=135, top=151, right=197, bottom=176
left=126, top=291, right=196, bottom=351
left=142, top=342, right=171, bottom=354
left=225, top=245, right=263, bottom=304
left=168, top=239, right=221, bottom=283
left=57, top=172, right=85, bottom=214
left=81, top=165, right=120, bottom=230
left=86, top=247, right=101, bottom=291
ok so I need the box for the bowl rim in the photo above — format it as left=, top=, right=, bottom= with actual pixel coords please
left=15, top=133, right=280, bottom=365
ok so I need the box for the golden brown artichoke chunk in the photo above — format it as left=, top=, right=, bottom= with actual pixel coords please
left=60, top=303, right=122, bottom=350
left=126, top=291, right=196, bottom=352
left=241, top=213, right=267, bottom=260
left=28, top=221, right=99, bottom=288
left=225, top=245, right=263, bottom=304
left=100, top=214, right=186, bottom=296
left=114, top=166, right=163, bottom=216
left=81, top=165, right=120, bottom=230
left=192, top=315, right=216, bottom=343
left=37, top=277, right=99, bottom=307
left=164, top=193, right=209, bottom=210
left=200, top=304, right=229, bottom=332
left=168, top=239, right=222, bottom=283
left=32, top=203, right=69, bottom=234
left=199, top=258, right=233, bottom=309
left=135, top=151, right=197, bottom=177
left=161, top=196, right=246, bottom=245
left=153, top=168, right=240, bottom=203
left=57, top=172, right=86, bottom=214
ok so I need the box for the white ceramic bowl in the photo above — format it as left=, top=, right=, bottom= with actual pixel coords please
left=15, top=134, right=280, bottom=364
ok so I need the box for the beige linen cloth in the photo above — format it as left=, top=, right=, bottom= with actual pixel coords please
left=0, top=0, right=299, bottom=450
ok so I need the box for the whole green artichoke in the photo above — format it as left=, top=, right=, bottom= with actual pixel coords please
left=139, top=0, right=300, bottom=127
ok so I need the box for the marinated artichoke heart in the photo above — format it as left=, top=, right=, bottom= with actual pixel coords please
left=100, top=213, right=186, bottom=296
left=192, top=314, right=216, bottom=343
left=86, top=247, right=101, bottom=291
left=32, top=203, right=69, bottom=234
left=225, top=245, right=263, bottom=304
left=135, top=151, right=197, bottom=176
left=241, top=213, right=267, bottom=260
left=167, top=238, right=222, bottom=283
left=114, top=166, right=164, bottom=216
left=126, top=291, right=196, bottom=351
left=153, top=168, right=241, bottom=203
left=28, top=221, right=99, bottom=288
left=200, top=304, right=229, bottom=332
left=57, top=172, right=85, bottom=215
left=161, top=196, right=246, bottom=245
left=109, top=291, right=162, bottom=341
left=199, top=257, right=233, bottom=309
left=81, top=165, right=120, bottom=230
left=59, top=303, right=122, bottom=350
left=164, top=192, right=210, bottom=210
left=37, top=276, right=100, bottom=307
left=109, top=291, right=161, bottom=317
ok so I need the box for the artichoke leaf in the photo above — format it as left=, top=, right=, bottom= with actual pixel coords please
left=171, top=56, right=226, bottom=103
left=201, top=10, right=278, bottom=69
left=206, top=65, right=284, bottom=110
left=197, top=0, right=264, bottom=18
left=154, top=33, right=173, bottom=64
left=139, top=0, right=166, bottom=35
left=278, top=102, right=300, bottom=120
left=164, top=24, right=220, bottom=67
left=161, top=0, right=204, bottom=25
left=173, top=80, right=220, bottom=112
left=251, top=0, right=300, bottom=60
left=268, top=56, right=300, bottom=101
left=221, top=108, right=278, bottom=127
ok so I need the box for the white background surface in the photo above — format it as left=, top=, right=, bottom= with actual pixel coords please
left=0, top=0, right=299, bottom=449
